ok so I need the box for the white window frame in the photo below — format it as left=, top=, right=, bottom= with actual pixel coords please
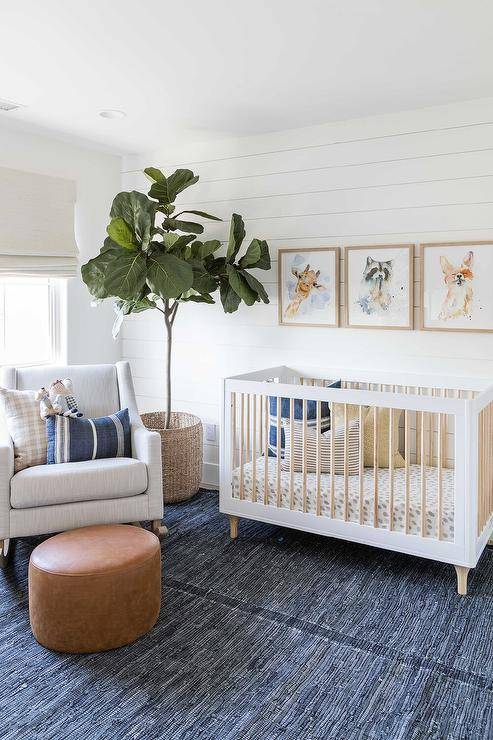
left=0, top=277, right=66, bottom=368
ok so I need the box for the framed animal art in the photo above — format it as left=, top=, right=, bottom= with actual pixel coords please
left=344, top=244, right=414, bottom=330
left=420, top=241, right=493, bottom=332
left=278, top=247, right=339, bottom=327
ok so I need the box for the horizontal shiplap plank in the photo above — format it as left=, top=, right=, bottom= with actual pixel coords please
left=124, top=124, right=493, bottom=182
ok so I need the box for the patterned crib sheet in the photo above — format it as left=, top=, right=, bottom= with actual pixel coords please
left=232, top=458, right=455, bottom=541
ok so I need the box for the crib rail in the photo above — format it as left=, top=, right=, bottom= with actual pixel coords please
left=478, top=399, right=493, bottom=536
left=228, top=385, right=456, bottom=543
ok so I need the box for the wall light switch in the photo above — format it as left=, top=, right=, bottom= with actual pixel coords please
left=205, top=423, right=216, bottom=442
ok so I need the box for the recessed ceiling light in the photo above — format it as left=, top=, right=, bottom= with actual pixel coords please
left=99, top=109, right=126, bottom=120
left=0, top=97, right=23, bottom=112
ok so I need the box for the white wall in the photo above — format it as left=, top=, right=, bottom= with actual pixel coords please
left=0, top=124, right=122, bottom=365
left=121, top=97, right=493, bottom=488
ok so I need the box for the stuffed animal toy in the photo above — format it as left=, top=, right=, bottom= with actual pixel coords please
left=48, top=378, right=83, bottom=418
left=35, top=387, right=59, bottom=419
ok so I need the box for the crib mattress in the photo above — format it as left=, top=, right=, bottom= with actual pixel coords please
left=232, top=458, right=455, bottom=541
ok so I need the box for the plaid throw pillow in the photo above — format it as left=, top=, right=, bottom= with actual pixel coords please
left=46, top=408, right=131, bottom=464
left=0, top=388, right=47, bottom=472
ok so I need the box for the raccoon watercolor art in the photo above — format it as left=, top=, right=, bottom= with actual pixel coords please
left=438, top=250, right=474, bottom=321
left=358, top=256, right=394, bottom=315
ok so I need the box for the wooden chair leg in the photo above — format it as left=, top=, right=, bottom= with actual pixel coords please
left=454, top=565, right=470, bottom=596
left=151, top=520, right=168, bottom=540
left=229, top=515, right=239, bottom=540
left=0, top=539, right=13, bottom=569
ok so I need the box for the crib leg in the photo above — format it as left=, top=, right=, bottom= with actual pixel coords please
left=454, top=565, right=470, bottom=596
left=229, top=515, right=240, bottom=540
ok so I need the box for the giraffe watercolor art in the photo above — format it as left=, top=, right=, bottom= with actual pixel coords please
left=278, top=248, right=339, bottom=327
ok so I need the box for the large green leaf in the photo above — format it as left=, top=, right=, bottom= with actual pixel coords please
left=226, top=213, right=246, bottom=262
left=110, top=191, right=155, bottom=249
left=107, top=217, right=137, bottom=250
left=144, top=167, right=166, bottom=183
left=81, top=249, right=115, bottom=299
left=252, top=239, right=271, bottom=270
left=163, top=218, right=204, bottom=234
left=148, top=180, right=170, bottom=203
left=147, top=253, right=194, bottom=298
left=181, top=293, right=215, bottom=305
left=174, top=209, right=222, bottom=222
left=220, top=279, right=241, bottom=313
left=238, top=239, right=261, bottom=269
left=166, top=169, right=199, bottom=200
left=191, top=239, right=222, bottom=259
left=205, top=256, right=227, bottom=276
left=226, top=265, right=257, bottom=306
left=162, top=232, right=196, bottom=254
left=102, top=248, right=147, bottom=300
left=190, top=261, right=218, bottom=295
left=240, top=270, right=269, bottom=303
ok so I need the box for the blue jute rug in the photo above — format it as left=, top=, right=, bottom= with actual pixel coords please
left=1, top=489, right=493, bottom=740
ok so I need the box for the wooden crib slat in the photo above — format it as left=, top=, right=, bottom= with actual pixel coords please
left=478, top=408, right=483, bottom=534
left=437, top=403, right=443, bottom=541
left=239, top=393, right=245, bottom=501
left=420, top=409, right=426, bottom=537
left=259, top=392, right=263, bottom=452
left=276, top=396, right=282, bottom=508
left=372, top=406, right=378, bottom=525
left=428, top=390, right=434, bottom=467
left=330, top=401, right=335, bottom=518
left=246, top=393, right=251, bottom=462
left=316, top=399, right=321, bottom=516
left=405, top=403, right=410, bottom=534
left=252, top=394, right=257, bottom=503
left=231, top=392, right=236, bottom=472
left=358, top=404, right=364, bottom=525
left=388, top=404, right=394, bottom=531
left=289, top=397, right=295, bottom=510
left=302, top=399, right=308, bottom=513
left=344, top=403, right=349, bottom=521
left=264, top=395, right=269, bottom=506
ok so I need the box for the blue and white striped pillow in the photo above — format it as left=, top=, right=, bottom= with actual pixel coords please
left=46, top=408, right=131, bottom=464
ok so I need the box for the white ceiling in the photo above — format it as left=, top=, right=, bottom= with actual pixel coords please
left=1, top=0, right=493, bottom=154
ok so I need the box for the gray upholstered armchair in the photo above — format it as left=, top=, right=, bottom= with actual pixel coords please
left=0, top=361, right=166, bottom=567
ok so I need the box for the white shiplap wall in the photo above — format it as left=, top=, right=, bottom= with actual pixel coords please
left=121, top=97, right=493, bottom=488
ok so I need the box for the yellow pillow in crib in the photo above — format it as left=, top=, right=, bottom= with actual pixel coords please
left=332, top=404, right=405, bottom=469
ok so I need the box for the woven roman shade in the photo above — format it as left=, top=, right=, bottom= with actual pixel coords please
left=0, top=166, right=78, bottom=277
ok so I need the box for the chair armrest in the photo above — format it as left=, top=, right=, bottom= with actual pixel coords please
left=0, top=427, right=13, bottom=539
left=132, top=424, right=163, bottom=520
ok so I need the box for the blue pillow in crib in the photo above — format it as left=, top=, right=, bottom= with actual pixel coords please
left=46, top=408, right=131, bottom=464
left=268, top=379, right=341, bottom=458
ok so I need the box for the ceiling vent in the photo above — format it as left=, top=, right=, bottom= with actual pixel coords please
left=0, top=98, right=23, bottom=112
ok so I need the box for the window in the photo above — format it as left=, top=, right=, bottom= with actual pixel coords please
left=0, top=278, right=63, bottom=367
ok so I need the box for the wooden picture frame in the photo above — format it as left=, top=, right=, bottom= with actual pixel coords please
left=278, top=247, right=340, bottom=328
left=420, top=241, right=493, bottom=333
left=344, top=244, right=414, bottom=330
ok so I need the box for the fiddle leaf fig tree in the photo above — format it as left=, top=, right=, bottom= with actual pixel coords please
left=81, top=167, right=271, bottom=429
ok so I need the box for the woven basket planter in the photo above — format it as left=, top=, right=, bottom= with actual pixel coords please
left=141, top=411, right=203, bottom=504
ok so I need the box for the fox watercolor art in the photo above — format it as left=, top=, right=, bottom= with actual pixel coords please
left=438, top=251, right=474, bottom=321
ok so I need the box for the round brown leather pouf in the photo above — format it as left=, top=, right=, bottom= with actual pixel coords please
left=29, top=524, right=161, bottom=653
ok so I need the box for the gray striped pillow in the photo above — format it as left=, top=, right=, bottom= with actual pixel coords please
left=281, top=418, right=360, bottom=475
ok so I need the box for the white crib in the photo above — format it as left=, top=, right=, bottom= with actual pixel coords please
left=220, top=365, right=493, bottom=595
